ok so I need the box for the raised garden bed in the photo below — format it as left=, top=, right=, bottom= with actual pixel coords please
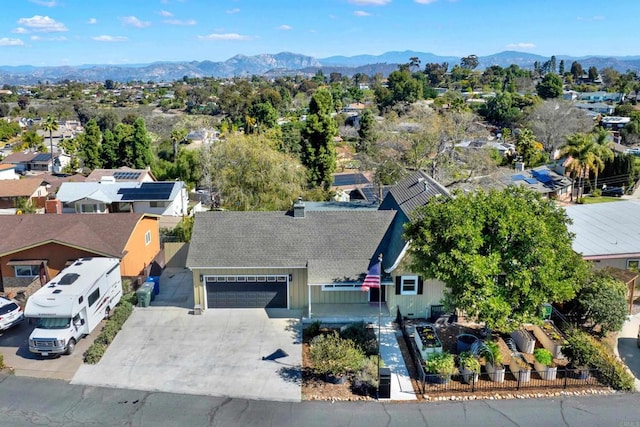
left=532, top=321, right=566, bottom=359
left=414, top=324, right=442, bottom=359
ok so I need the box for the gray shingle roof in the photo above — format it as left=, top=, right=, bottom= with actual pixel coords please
left=186, top=210, right=396, bottom=282
left=379, top=170, right=450, bottom=219
left=565, top=200, right=640, bottom=258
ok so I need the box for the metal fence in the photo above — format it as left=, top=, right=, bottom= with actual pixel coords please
left=397, top=310, right=610, bottom=394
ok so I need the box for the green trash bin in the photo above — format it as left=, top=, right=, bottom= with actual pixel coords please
left=136, top=286, right=151, bottom=307
left=142, top=280, right=156, bottom=301
left=541, top=303, right=552, bottom=320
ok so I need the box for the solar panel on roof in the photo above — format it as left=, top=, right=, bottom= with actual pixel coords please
left=32, top=153, right=51, bottom=162
left=512, top=174, right=526, bottom=181
left=113, top=171, right=142, bottom=180
left=361, top=186, right=377, bottom=201
left=118, top=182, right=175, bottom=200
left=524, top=178, right=538, bottom=184
left=332, top=173, right=368, bottom=187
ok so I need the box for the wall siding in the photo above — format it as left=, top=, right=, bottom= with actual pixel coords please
left=165, top=242, right=189, bottom=268
left=387, top=277, right=446, bottom=319
left=309, top=285, right=370, bottom=304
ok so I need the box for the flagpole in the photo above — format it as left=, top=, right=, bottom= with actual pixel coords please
left=377, top=253, right=382, bottom=400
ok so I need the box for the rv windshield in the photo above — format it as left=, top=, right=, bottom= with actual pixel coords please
left=36, top=317, right=71, bottom=329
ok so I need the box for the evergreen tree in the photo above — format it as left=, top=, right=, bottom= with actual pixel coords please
left=301, top=88, right=338, bottom=188
left=101, top=129, right=119, bottom=168
left=79, top=119, right=102, bottom=170
left=131, top=117, right=152, bottom=168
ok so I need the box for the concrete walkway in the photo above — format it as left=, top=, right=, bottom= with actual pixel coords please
left=379, top=321, right=418, bottom=401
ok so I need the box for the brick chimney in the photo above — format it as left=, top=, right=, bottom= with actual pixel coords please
left=45, top=198, right=62, bottom=214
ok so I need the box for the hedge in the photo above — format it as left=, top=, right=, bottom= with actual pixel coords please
left=83, top=295, right=134, bottom=364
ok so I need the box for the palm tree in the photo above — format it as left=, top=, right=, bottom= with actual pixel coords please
left=560, top=133, right=606, bottom=200
left=42, top=115, right=59, bottom=169
left=591, top=128, right=614, bottom=190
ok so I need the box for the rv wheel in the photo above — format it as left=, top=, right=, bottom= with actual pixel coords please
left=65, top=338, right=76, bottom=355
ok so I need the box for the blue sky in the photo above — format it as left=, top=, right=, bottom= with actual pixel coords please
left=1, top=0, right=638, bottom=67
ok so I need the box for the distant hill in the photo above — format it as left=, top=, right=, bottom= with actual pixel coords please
left=0, top=50, right=638, bottom=85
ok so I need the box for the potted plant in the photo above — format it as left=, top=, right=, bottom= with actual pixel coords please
left=482, top=340, right=505, bottom=382
left=533, top=348, right=557, bottom=380
left=509, top=353, right=531, bottom=382
left=425, top=351, right=456, bottom=384
left=458, top=351, right=480, bottom=384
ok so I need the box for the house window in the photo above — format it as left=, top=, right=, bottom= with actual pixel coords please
left=88, top=288, right=100, bottom=307
left=628, top=260, right=639, bottom=272
left=322, top=284, right=362, bottom=291
left=145, top=230, right=151, bottom=246
left=150, top=201, right=165, bottom=208
left=14, top=265, right=39, bottom=277
left=401, top=276, right=418, bottom=295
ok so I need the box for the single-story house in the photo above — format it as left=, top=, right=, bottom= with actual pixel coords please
left=505, top=164, right=573, bottom=201
left=0, top=212, right=161, bottom=294
left=0, top=178, right=48, bottom=211
left=578, top=91, right=624, bottom=103
left=0, top=164, right=19, bottom=180
left=564, top=200, right=640, bottom=313
left=186, top=171, right=450, bottom=321
left=85, top=166, right=157, bottom=183
left=55, top=180, right=188, bottom=216
left=574, top=102, right=615, bottom=115
left=0, top=151, right=71, bottom=174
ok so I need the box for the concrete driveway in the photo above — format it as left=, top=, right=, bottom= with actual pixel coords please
left=71, top=268, right=303, bottom=402
left=616, top=313, right=640, bottom=391
left=0, top=316, right=100, bottom=380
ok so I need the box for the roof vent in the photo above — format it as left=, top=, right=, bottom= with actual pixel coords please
left=99, top=176, right=116, bottom=184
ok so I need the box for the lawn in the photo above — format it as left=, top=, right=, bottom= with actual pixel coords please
left=580, top=196, right=625, bottom=204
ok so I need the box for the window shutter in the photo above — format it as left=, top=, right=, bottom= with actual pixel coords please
left=395, top=276, right=401, bottom=295
left=418, top=276, right=424, bottom=295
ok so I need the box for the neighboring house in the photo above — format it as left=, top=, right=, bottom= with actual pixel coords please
left=85, top=166, right=157, bottom=183
left=0, top=212, right=161, bottom=293
left=331, top=172, right=382, bottom=203
left=455, top=139, right=515, bottom=156
left=578, top=91, right=624, bottom=103
left=0, top=151, right=71, bottom=173
left=186, top=171, right=451, bottom=321
left=563, top=90, right=579, bottom=101
left=0, top=164, right=19, bottom=180
left=55, top=180, right=188, bottom=216
left=600, top=116, right=631, bottom=131
left=574, top=102, right=615, bottom=115
left=506, top=164, right=573, bottom=201
left=564, top=200, right=640, bottom=313
left=0, top=178, right=48, bottom=211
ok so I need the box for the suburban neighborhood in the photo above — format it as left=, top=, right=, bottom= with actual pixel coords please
left=2, top=47, right=640, bottom=417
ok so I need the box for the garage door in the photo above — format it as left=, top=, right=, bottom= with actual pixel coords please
left=205, top=276, right=288, bottom=308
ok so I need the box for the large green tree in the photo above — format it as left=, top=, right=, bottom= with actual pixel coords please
left=536, top=73, right=563, bottom=99
left=207, top=134, right=307, bottom=210
left=301, top=88, right=338, bottom=188
left=405, top=186, right=588, bottom=330
left=78, top=119, right=103, bottom=170
left=574, top=270, right=628, bottom=336
left=560, top=132, right=609, bottom=199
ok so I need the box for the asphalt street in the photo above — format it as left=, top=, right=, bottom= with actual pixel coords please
left=0, top=375, right=639, bottom=427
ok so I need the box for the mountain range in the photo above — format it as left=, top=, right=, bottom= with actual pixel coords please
left=1, top=50, right=639, bottom=85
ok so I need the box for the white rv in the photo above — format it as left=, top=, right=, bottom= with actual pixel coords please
left=25, top=257, right=122, bottom=356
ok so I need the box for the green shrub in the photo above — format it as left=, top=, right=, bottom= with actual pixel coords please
left=352, top=355, right=380, bottom=396
left=340, top=321, right=377, bottom=356
left=563, top=328, right=596, bottom=367
left=592, top=189, right=602, bottom=197
left=84, top=342, right=107, bottom=364
left=304, top=320, right=322, bottom=340
left=0, top=352, right=4, bottom=369
left=83, top=298, right=134, bottom=364
left=310, top=331, right=365, bottom=377
left=533, top=348, right=554, bottom=367
left=425, top=351, right=456, bottom=376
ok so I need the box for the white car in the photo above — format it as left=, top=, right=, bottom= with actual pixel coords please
left=0, top=296, right=24, bottom=331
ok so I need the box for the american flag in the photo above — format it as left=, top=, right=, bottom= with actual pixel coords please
left=361, top=260, right=381, bottom=292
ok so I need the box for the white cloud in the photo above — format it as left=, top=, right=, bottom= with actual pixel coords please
left=12, top=27, right=28, bottom=34
left=164, top=19, right=197, bottom=26
left=354, top=10, right=371, bottom=16
left=347, top=0, right=391, bottom=5
left=505, top=42, right=536, bottom=49
left=415, top=0, right=438, bottom=4
left=88, top=18, right=97, bottom=24
left=30, top=35, right=67, bottom=41
left=120, top=16, right=151, bottom=28
left=226, top=8, right=240, bottom=14
left=197, top=33, right=251, bottom=41
left=159, top=10, right=174, bottom=17
left=29, top=0, right=59, bottom=7
left=277, top=24, right=292, bottom=30
left=92, top=35, right=128, bottom=42
left=17, top=15, right=68, bottom=32
left=0, top=38, right=24, bottom=46
left=577, top=15, right=605, bottom=21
